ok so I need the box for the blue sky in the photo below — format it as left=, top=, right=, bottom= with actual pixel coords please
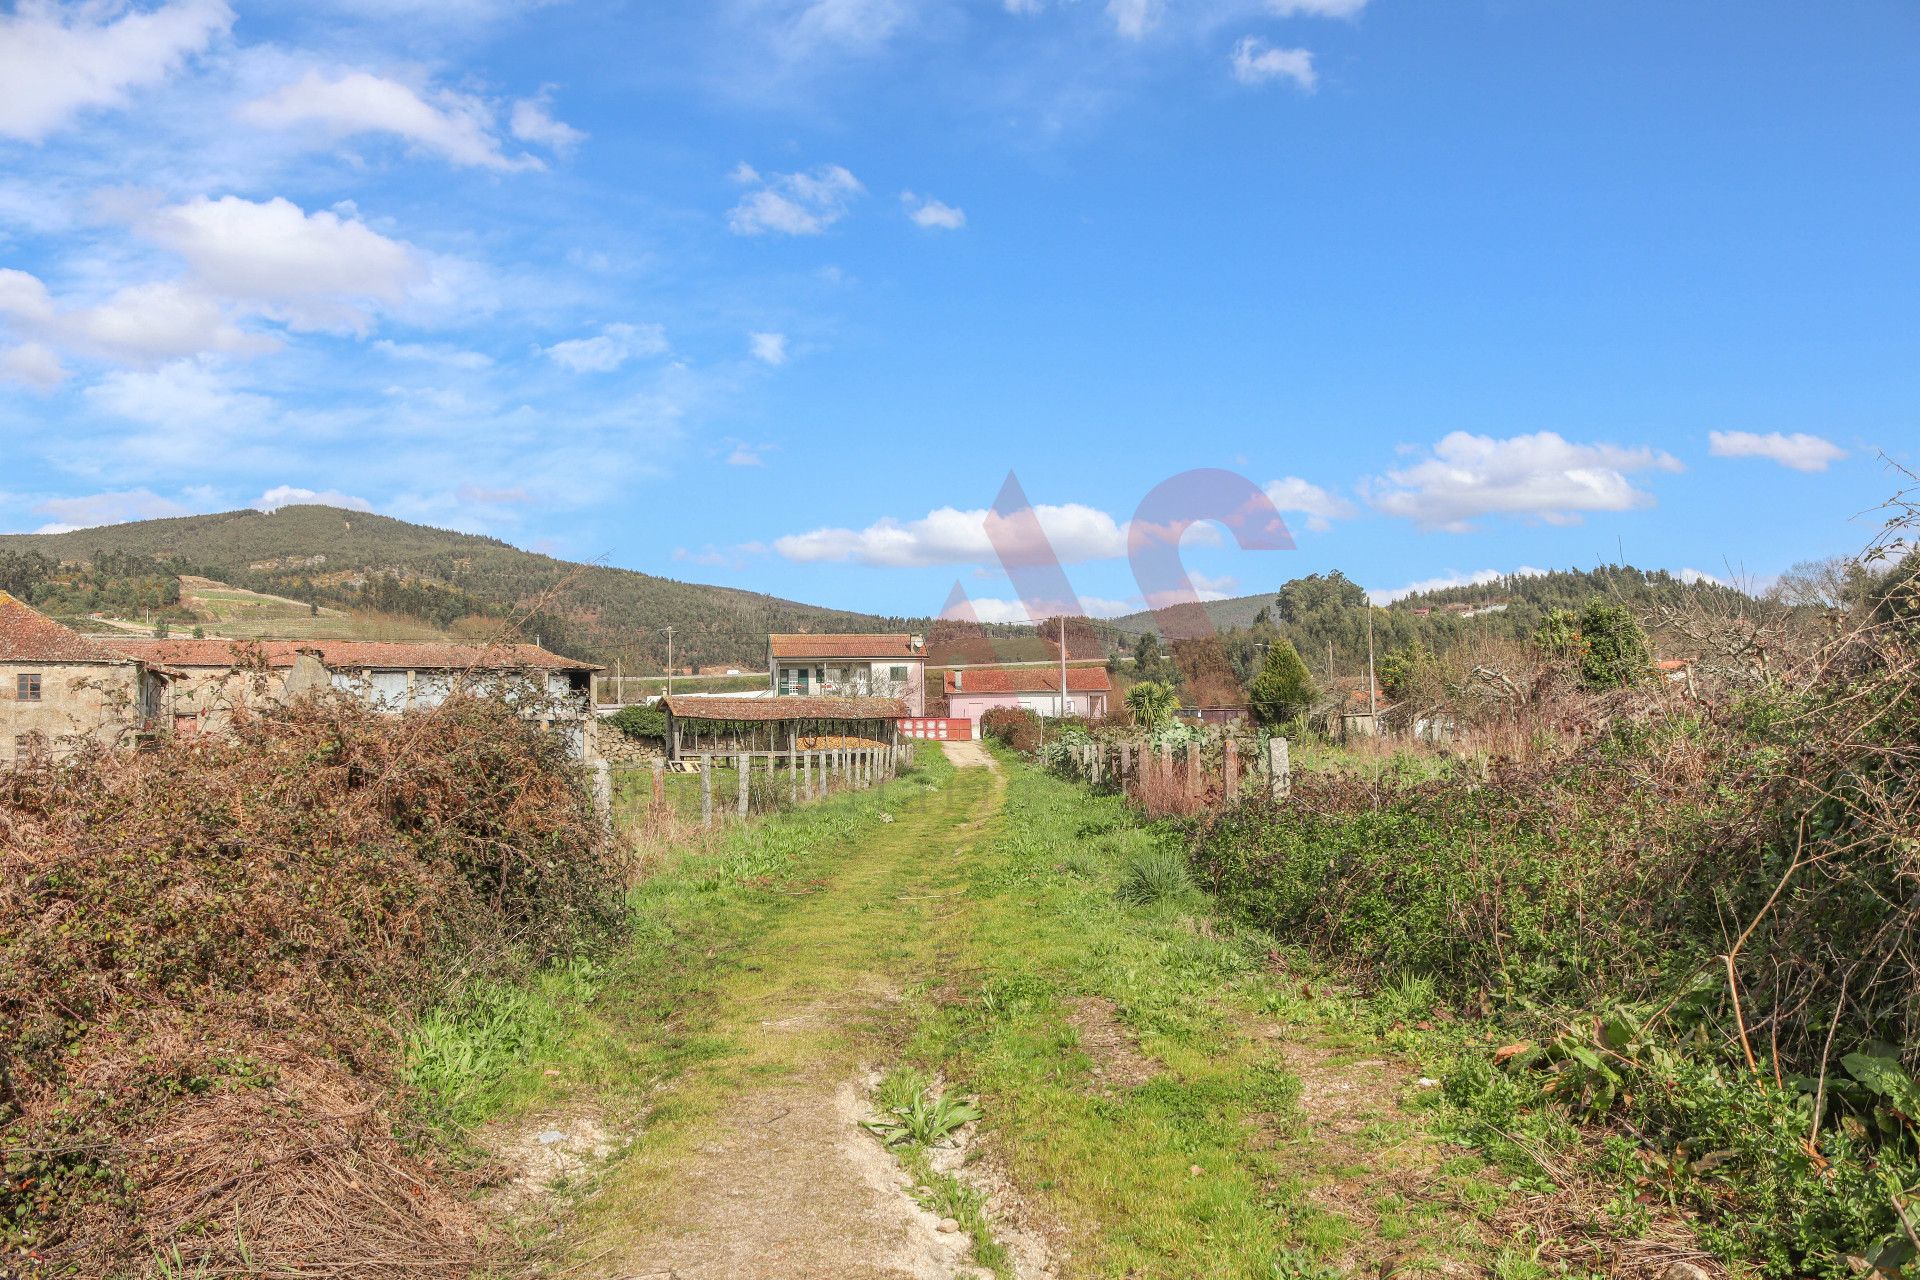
left=1, top=0, right=1914, bottom=620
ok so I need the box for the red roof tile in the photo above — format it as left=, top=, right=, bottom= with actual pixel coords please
left=945, top=666, right=1111, bottom=694
left=100, top=637, right=598, bottom=672
left=769, top=633, right=922, bottom=660
left=661, top=694, right=907, bottom=721
left=0, top=593, right=133, bottom=664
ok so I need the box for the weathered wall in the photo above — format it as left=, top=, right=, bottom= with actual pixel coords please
left=2, top=661, right=143, bottom=760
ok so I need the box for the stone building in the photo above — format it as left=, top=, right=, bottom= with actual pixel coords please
left=0, top=592, right=165, bottom=762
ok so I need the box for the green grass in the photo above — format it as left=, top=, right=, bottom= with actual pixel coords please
left=405, top=745, right=1503, bottom=1276
left=403, top=746, right=955, bottom=1136
left=878, top=749, right=1497, bottom=1277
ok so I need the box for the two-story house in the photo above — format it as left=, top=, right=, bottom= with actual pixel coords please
left=767, top=633, right=927, bottom=716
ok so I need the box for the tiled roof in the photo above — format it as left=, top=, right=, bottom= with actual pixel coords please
left=662, top=694, right=907, bottom=722
left=0, top=593, right=133, bottom=664
left=99, top=637, right=599, bottom=672
left=769, top=633, right=922, bottom=660
left=945, top=666, right=1111, bottom=694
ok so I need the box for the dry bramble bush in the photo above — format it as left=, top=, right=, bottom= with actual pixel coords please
left=0, top=693, right=623, bottom=1278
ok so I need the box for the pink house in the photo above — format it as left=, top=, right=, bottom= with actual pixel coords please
left=944, top=665, right=1112, bottom=726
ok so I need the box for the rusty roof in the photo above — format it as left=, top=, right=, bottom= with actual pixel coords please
left=768, top=633, right=922, bottom=660
left=0, top=593, right=134, bottom=664
left=945, top=666, right=1111, bottom=695
left=662, top=693, right=907, bottom=722
left=99, top=637, right=599, bottom=672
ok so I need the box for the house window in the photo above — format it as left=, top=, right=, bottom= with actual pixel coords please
left=16, top=673, right=41, bottom=702
left=889, top=666, right=909, bottom=684
left=14, top=732, right=44, bottom=760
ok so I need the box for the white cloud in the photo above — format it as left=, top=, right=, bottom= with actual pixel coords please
left=1367, top=431, right=1684, bottom=532
left=957, top=595, right=1136, bottom=622
left=748, top=331, right=788, bottom=365
left=724, top=439, right=773, bottom=466
left=1680, top=567, right=1724, bottom=586
left=541, top=322, right=668, bottom=373
left=33, top=488, right=193, bottom=529
left=1708, top=430, right=1847, bottom=473
left=1188, top=571, right=1239, bottom=600
left=1270, top=0, right=1369, bottom=16
left=85, top=359, right=270, bottom=431
left=1263, top=476, right=1355, bottom=533
left=1231, top=38, right=1316, bottom=89
left=139, top=195, right=425, bottom=334
left=0, top=0, right=232, bottom=142
left=67, top=280, right=277, bottom=360
left=0, top=342, right=67, bottom=391
left=0, top=268, right=276, bottom=363
left=240, top=69, right=540, bottom=171
left=373, top=339, right=492, bottom=369
left=253, top=485, right=373, bottom=512
left=1367, top=565, right=1548, bottom=606
left=1107, top=0, right=1163, bottom=39
left=776, top=502, right=1128, bottom=568
left=727, top=164, right=864, bottom=236
left=775, top=0, right=909, bottom=57
left=901, top=192, right=966, bottom=230
left=509, top=91, right=586, bottom=153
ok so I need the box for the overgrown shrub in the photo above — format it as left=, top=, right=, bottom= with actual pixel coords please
left=609, top=701, right=668, bottom=741
left=1185, top=580, right=1920, bottom=1270
left=0, top=695, right=623, bottom=1276
left=981, top=706, right=1041, bottom=754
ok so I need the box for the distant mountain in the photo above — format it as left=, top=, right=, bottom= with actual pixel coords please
left=1103, top=566, right=1758, bottom=641
left=1101, top=594, right=1276, bottom=638
left=0, top=506, right=912, bottom=668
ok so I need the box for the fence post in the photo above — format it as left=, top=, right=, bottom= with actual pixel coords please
left=1224, top=739, right=1239, bottom=801
left=738, top=752, right=751, bottom=819
left=651, top=761, right=665, bottom=811
left=1119, top=741, right=1131, bottom=792
left=1268, top=737, right=1290, bottom=801
left=789, top=744, right=798, bottom=803
left=700, top=756, right=713, bottom=827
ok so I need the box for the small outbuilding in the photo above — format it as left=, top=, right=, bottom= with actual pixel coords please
left=661, top=693, right=905, bottom=760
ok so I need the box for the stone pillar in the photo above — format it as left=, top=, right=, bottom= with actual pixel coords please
left=1269, top=737, right=1291, bottom=801
left=1224, top=739, right=1239, bottom=801
left=700, top=756, right=713, bottom=827
left=789, top=745, right=798, bottom=804
left=651, top=762, right=665, bottom=811
left=591, top=759, right=613, bottom=835
left=738, top=752, right=752, bottom=818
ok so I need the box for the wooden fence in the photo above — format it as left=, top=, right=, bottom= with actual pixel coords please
left=633, top=741, right=914, bottom=827
left=1044, top=736, right=1291, bottom=812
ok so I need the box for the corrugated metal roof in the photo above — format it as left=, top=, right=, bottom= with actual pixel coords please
left=945, top=666, right=1111, bottom=694
left=0, top=593, right=133, bottom=664
left=768, top=633, right=921, bottom=659
left=100, top=637, right=599, bottom=672
left=662, top=694, right=907, bottom=721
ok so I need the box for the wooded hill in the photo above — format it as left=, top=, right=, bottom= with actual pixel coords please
left=1103, top=565, right=1764, bottom=685
left=0, top=506, right=912, bottom=668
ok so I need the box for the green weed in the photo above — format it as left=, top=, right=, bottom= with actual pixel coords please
left=1115, top=845, right=1198, bottom=906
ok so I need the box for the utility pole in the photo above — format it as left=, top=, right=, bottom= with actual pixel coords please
left=664, top=626, right=674, bottom=697
left=1366, top=604, right=1378, bottom=726
left=1058, top=615, right=1069, bottom=719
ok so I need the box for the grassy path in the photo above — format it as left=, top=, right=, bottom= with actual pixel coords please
left=443, top=747, right=1507, bottom=1279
